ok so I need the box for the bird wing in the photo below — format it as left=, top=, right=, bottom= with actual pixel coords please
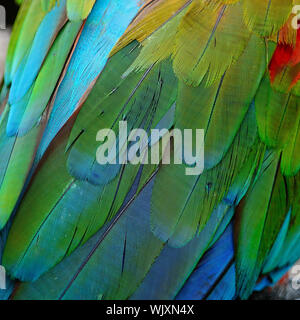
left=0, top=0, right=299, bottom=300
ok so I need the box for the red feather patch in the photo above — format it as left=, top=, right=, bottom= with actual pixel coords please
left=269, top=27, right=300, bottom=89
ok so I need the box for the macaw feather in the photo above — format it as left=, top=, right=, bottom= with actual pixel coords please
left=9, top=0, right=67, bottom=105
left=2, top=42, right=177, bottom=282
left=67, top=0, right=96, bottom=21
left=150, top=105, right=263, bottom=247
left=5, top=0, right=48, bottom=86
left=176, top=224, right=236, bottom=300
left=243, top=0, right=293, bottom=36
left=235, top=152, right=290, bottom=299
left=0, top=0, right=300, bottom=300
left=255, top=75, right=300, bottom=150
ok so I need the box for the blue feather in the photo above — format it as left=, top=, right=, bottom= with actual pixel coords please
left=176, top=223, right=236, bottom=300
left=37, top=0, right=144, bottom=160
left=9, top=0, right=67, bottom=105
left=131, top=203, right=234, bottom=300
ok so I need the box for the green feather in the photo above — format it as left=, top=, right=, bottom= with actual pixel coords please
left=255, top=76, right=300, bottom=150
left=235, top=152, right=289, bottom=299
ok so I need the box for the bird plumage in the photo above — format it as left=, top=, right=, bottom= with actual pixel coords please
left=0, top=0, right=299, bottom=300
